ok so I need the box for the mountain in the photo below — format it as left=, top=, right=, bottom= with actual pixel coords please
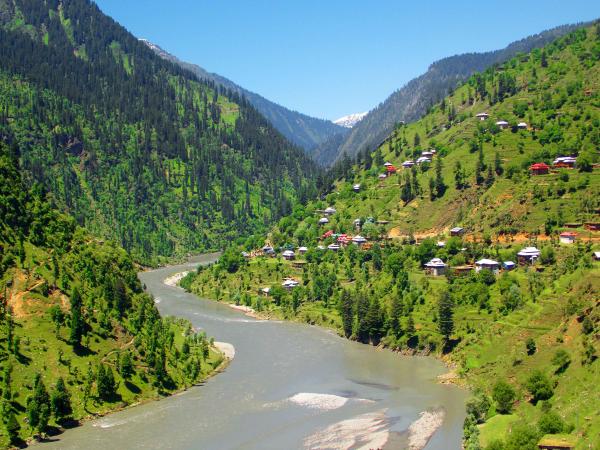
left=181, top=24, right=600, bottom=449
left=0, top=0, right=319, bottom=265
left=0, top=141, right=224, bottom=446
left=333, top=112, right=367, bottom=128
left=329, top=22, right=588, bottom=165
left=141, top=39, right=347, bottom=153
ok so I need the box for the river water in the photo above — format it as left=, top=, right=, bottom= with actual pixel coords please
left=46, top=254, right=467, bottom=450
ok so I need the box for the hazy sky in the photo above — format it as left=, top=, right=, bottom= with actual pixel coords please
left=95, top=0, right=599, bottom=120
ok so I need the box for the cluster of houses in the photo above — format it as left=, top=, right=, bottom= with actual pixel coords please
left=475, top=112, right=527, bottom=130
left=400, top=150, right=437, bottom=170
left=529, top=156, right=579, bottom=175
left=424, top=246, right=542, bottom=276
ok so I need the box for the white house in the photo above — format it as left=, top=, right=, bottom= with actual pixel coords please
left=496, top=120, right=509, bottom=129
left=282, top=250, right=295, bottom=260
left=476, top=112, right=489, bottom=120
left=262, top=245, right=276, bottom=256
left=517, top=122, right=528, bottom=129
left=318, top=217, right=329, bottom=225
left=559, top=232, right=576, bottom=244
left=383, top=162, right=392, bottom=167
left=327, top=243, right=340, bottom=251
left=416, top=156, right=431, bottom=165
left=475, top=258, right=500, bottom=274
left=517, top=247, right=541, bottom=265
left=352, top=235, right=367, bottom=246
left=378, top=173, right=387, bottom=179
left=353, top=184, right=361, bottom=192
left=298, top=246, right=308, bottom=254
left=421, top=151, right=434, bottom=158
left=594, top=251, right=600, bottom=261
left=324, top=207, right=337, bottom=215
left=282, top=279, right=299, bottom=290
left=424, top=258, right=447, bottom=276
left=402, top=160, right=415, bottom=168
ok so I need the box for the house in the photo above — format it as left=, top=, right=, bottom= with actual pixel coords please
left=517, top=122, right=528, bottom=129
left=450, top=227, right=465, bottom=237
left=424, top=258, right=447, bottom=276
left=337, top=234, right=351, bottom=245
left=564, top=222, right=582, bottom=229
left=402, top=160, right=415, bottom=168
left=475, top=259, right=500, bottom=274
left=292, top=261, right=308, bottom=269
left=584, top=222, right=600, bottom=231
left=262, top=245, right=276, bottom=256
left=324, top=207, right=337, bottom=216
left=559, top=232, right=576, bottom=244
left=386, top=165, right=397, bottom=174
left=416, top=156, right=431, bottom=165
left=259, top=287, right=271, bottom=296
left=530, top=163, right=550, bottom=175
left=282, top=278, right=299, bottom=290
left=352, top=235, right=367, bottom=246
left=353, top=183, right=361, bottom=192
left=553, top=156, right=577, bottom=168
left=378, top=173, right=387, bottom=180
left=593, top=251, right=600, bottom=261
left=537, top=433, right=577, bottom=450
left=322, top=230, right=333, bottom=239
left=503, top=261, right=516, bottom=271
left=452, top=265, right=474, bottom=275
left=475, top=112, right=489, bottom=121
left=517, top=246, right=541, bottom=265
left=327, top=243, right=340, bottom=251
left=496, top=120, right=509, bottom=129
left=376, top=220, right=390, bottom=225
left=241, top=251, right=250, bottom=259
left=318, top=217, right=330, bottom=225
left=298, top=246, right=308, bottom=254
left=421, top=151, right=434, bottom=158
left=383, top=162, right=392, bottom=167
left=437, top=241, right=446, bottom=247
left=282, top=250, right=295, bottom=260
left=353, top=218, right=362, bottom=229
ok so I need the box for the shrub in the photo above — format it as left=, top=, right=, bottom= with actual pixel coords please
left=525, top=370, right=554, bottom=403
left=538, top=410, right=566, bottom=434
left=492, top=380, right=516, bottom=414
left=526, top=338, right=537, bottom=355
left=551, top=349, right=571, bottom=374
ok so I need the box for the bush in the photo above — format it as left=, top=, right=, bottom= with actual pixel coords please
left=220, top=247, right=245, bottom=273
left=525, top=370, right=554, bottom=403
left=538, top=410, right=566, bottom=434
left=492, top=380, right=516, bottom=414
left=526, top=338, right=537, bottom=355
left=551, top=349, right=571, bottom=374
left=504, top=424, right=541, bottom=450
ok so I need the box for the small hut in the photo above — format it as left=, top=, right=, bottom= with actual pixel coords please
left=496, top=120, right=509, bottom=129
left=352, top=235, right=367, bottom=246
left=503, top=261, right=516, bottom=271
left=298, top=246, right=308, bottom=255
left=450, top=227, right=465, bottom=237
left=318, top=217, right=330, bottom=225
left=282, top=250, right=295, bottom=261
left=475, top=258, right=500, bottom=274
left=517, top=122, right=528, bottom=129
left=424, top=258, right=447, bottom=276
left=517, top=247, right=541, bottom=265
left=559, top=232, right=576, bottom=244
left=353, top=184, right=361, bottom=192
left=530, top=163, right=550, bottom=175
left=475, top=112, right=489, bottom=121
left=402, top=160, right=415, bottom=168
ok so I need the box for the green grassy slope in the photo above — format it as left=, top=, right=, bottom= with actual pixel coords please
left=181, top=25, right=600, bottom=450
left=0, top=142, right=223, bottom=447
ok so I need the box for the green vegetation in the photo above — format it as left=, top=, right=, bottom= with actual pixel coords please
left=0, top=0, right=318, bottom=265
left=0, top=142, right=223, bottom=447
left=181, top=24, right=600, bottom=449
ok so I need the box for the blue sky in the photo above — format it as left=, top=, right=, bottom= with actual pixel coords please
left=96, top=0, right=599, bottom=120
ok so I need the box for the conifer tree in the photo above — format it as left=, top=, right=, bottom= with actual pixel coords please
left=438, top=291, right=454, bottom=342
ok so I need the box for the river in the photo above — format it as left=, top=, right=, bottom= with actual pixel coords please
left=45, top=253, right=467, bottom=449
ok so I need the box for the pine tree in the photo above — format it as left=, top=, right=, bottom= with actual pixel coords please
left=494, top=152, right=504, bottom=176
left=27, top=373, right=50, bottom=434
left=339, top=290, right=354, bottom=338
left=390, top=291, right=404, bottom=337
left=438, top=291, right=454, bottom=342
left=5, top=407, right=20, bottom=444
left=50, top=377, right=72, bottom=422
left=434, top=157, right=446, bottom=198
left=454, top=161, right=466, bottom=190
left=69, top=286, right=84, bottom=347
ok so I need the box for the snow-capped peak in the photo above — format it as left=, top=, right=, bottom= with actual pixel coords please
left=333, top=112, right=367, bottom=128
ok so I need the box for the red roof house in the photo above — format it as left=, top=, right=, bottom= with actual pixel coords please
left=530, top=163, right=550, bottom=175
left=386, top=165, right=397, bottom=174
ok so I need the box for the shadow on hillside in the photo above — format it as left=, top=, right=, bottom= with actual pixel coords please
left=124, top=380, right=141, bottom=394
left=442, top=338, right=461, bottom=355
left=73, top=345, right=96, bottom=357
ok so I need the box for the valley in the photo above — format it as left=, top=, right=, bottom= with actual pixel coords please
left=0, top=1, right=598, bottom=449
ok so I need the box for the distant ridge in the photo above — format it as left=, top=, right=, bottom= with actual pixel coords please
left=141, top=39, right=348, bottom=154
left=330, top=22, right=589, bottom=165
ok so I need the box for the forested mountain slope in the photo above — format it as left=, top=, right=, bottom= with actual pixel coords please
left=142, top=39, right=349, bottom=154
left=0, top=0, right=318, bottom=264
left=0, top=141, right=223, bottom=447
left=331, top=23, right=586, bottom=165
left=181, top=25, right=600, bottom=449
